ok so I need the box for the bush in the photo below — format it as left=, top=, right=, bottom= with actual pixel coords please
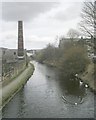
left=34, top=49, right=47, bottom=63
left=59, top=44, right=90, bottom=77
left=34, top=41, right=90, bottom=79
left=34, top=44, right=56, bottom=63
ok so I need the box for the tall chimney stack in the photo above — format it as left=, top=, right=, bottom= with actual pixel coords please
left=18, top=21, right=24, bottom=59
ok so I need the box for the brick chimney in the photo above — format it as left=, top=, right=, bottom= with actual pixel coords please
left=18, top=21, right=24, bottom=59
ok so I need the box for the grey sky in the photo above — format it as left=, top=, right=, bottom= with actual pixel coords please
left=0, top=0, right=84, bottom=50
left=2, top=2, right=57, bottom=21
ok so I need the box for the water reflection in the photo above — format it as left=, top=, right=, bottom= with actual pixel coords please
left=17, top=88, right=26, bottom=118
left=2, top=61, right=94, bottom=118
left=57, top=72, right=87, bottom=105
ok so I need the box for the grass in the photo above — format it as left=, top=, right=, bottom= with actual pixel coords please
left=2, top=62, right=34, bottom=108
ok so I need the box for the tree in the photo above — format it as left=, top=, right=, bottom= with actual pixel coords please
left=34, top=44, right=56, bottom=63
left=67, top=29, right=80, bottom=40
left=79, top=1, right=96, bottom=37
left=59, top=44, right=90, bottom=78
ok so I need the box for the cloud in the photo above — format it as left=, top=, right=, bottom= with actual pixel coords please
left=2, top=0, right=85, bottom=2
left=23, top=2, right=82, bottom=38
left=1, top=1, right=83, bottom=49
left=52, top=2, right=82, bottom=21
left=1, top=28, right=54, bottom=49
left=2, top=2, right=57, bottom=21
left=25, top=40, right=49, bottom=50
left=24, top=35, right=54, bottom=49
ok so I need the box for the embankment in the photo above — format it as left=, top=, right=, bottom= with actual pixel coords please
left=40, top=60, right=96, bottom=93
left=78, top=63, right=96, bottom=93
left=0, top=62, right=34, bottom=109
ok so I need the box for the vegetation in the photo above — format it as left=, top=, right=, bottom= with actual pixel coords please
left=67, top=29, right=80, bottom=40
left=32, top=1, right=95, bottom=91
left=2, top=62, right=34, bottom=108
left=58, top=43, right=90, bottom=78
left=34, top=44, right=57, bottom=64
left=34, top=39, right=90, bottom=79
left=79, top=1, right=95, bottom=37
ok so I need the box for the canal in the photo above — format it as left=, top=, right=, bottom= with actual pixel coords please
left=2, top=61, right=95, bottom=118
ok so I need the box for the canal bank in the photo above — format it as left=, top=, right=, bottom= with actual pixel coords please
left=78, top=63, right=96, bottom=93
left=2, top=61, right=94, bottom=118
left=0, top=62, right=34, bottom=110
left=42, top=60, right=96, bottom=93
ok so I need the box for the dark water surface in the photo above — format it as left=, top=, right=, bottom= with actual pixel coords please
left=2, top=61, right=94, bottom=118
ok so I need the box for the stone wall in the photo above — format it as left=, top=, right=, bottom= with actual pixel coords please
left=2, top=60, right=27, bottom=86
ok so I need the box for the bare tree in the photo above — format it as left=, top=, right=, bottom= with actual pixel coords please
left=67, top=28, right=80, bottom=39
left=79, top=1, right=96, bottom=37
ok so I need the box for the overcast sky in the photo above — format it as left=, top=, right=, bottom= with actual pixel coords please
left=0, top=0, right=85, bottom=50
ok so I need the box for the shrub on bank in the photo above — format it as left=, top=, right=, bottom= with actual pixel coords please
left=34, top=41, right=90, bottom=78
left=34, top=44, right=56, bottom=63
left=58, top=44, right=90, bottom=77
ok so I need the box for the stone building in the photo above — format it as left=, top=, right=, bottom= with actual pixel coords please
left=59, top=37, right=79, bottom=48
left=2, top=48, right=26, bottom=64
left=1, top=21, right=27, bottom=81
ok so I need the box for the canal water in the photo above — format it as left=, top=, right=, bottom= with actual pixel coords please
left=2, top=61, right=95, bottom=118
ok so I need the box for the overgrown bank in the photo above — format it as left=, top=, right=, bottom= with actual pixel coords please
left=1, top=62, right=34, bottom=109
left=34, top=40, right=95, bottom=92
left=78, top=63, right=96, bottom=92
